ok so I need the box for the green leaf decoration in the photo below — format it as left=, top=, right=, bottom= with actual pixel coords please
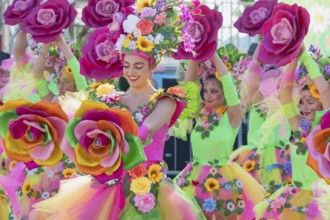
left=0, top=110, right=19, bottom=138
left=122, top=133, right=147, bottom=170
left=65, top=117, right=82, bottom=148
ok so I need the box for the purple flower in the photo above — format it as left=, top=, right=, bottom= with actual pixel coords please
left=299, top=118, right=312, bottom=132
left=173, top=4, right=223, bottom=62
left=155, top=0, right=166, bottom=10
left=323, top=65, right=330, bottom=77
left=79, top=27, right=123, bottom=80
left=141, top=7, right=157, bottom=17
left=282, top=162, right=292, bottom=175
left=258, top=3, right=310, bottom=66
left=234, top=0, right=278, bottom=36
left=3, top=0, right=42, bottom=25
left=294, top=65, right=307, bottom=81
left=21, top=0, right=77, bottom=43
left=82, top=0, right=134, bottom=28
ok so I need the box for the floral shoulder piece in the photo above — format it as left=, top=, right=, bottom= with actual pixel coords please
left=195, top=106, right=227, bottom=139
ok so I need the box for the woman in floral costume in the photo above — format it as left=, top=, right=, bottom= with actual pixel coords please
left=230, top=43, right=292, bottom=193
left=175, top=50, right=266, bottom=219
left=255, top=45, right=330, bottom=219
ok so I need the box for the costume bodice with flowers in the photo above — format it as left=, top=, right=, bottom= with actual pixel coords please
left=191, top=107, right=239, bottom=166
left=100, top=88, right=186, bottom=163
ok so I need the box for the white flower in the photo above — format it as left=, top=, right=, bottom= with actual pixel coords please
left=106, top=179, right=118, bottom=186
left=226, top=202, right=236, bottom=211
left=128, top=41, right=137, bottom=50
left=262, top=184, right=269, bottom=191
left=46, top=170, right=55, bottom=178
left=123, top=15, right=140, bottom=34
left=236, top=179, right=243, bottom=188
left=264, top=198, right=271, bottom=204
left=154, top=33, right=164, bottom=44
left=115, top=34, right=127, bottom=51
left=147, top=34, right=155, bottom=42
left=133, top=29, right=142, bottom=38
left=135, top=112, right=144, bottom=122
left=26, top=168, right=37, bottom=177
left=237, top=200, right=245, bottom=208
left=41, top=191, right=50, bottom=200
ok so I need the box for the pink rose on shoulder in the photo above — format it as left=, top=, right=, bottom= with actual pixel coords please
left=21, top=0, right=77, bottom=43
left=3, top=0, right=42, bottom=25
left=234, top=0, right=278, bottom=36
left=134, top=193, right=156, bottom=213
left=82, top=0, right=134, bottom=28
left=257, top=3, right=310, bottom=66
left=79, top=27, right=123, bottom=80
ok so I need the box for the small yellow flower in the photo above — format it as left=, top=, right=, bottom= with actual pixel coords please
left=201, top=115, right=208, bottom=122
left=96, top=83, right=115, bottom=97
left=224, top=62, right=232, bottom=70
left=148, top=164, right=163, bottom=183
left=62, top=168, right=76, bottom=178
left=22, top=181, right=33, bottom=195
left=137, top=0, right=151, bottom=12
left=205, top=178, right=219, bottom=192
left=123, top=38, right=131, bottom=48
left=149, top=89, right=164, bottom=102
left=90, top=82, right=102, bottom=89
left=243, top=160, right=255, bottom=172
left=215, top=71, right=221, bottom=81
left=301, top=137, right=306, bottom=143
left=286, top=178, right=292, bottom=185
left=136, top=36, right=155, bottom=53
left=63, top=65, right=73, bottom=76
left=130, top=177, right=151, bottom=194
left=9, top=160, right=17, bottom=169
left=127, top=34, right=134, bottom=40
left=309, top=84, right=320, bottom=100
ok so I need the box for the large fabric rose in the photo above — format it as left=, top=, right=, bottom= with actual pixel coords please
left=3, top=0, right=42, bottom=25
left=63, top=100, right=146, bottom=183
left=307, top=111, right=330, bottom=178
left=21, top=0, right=77, bottom=43
left=173, top=4, right=223, bottom=62
left=0, top=100, right=68, bottom=169
left=82, top=0, right=134, bottom=28
left=257, top=3, right=310, bottom=66
left=234, top=0, right=278, bottom=36
left=79, top=27, right=123, bottom=80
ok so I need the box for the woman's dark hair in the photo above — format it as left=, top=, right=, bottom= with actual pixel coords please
left=118, top=76, right=130, bottom=92
left=200, top=75, right=223, bottom=100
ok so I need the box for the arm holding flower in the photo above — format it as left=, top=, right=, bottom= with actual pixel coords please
left=211, top=52, right=243, bottom=129
left=13, top=29, right=28, bottom=64
left=52, top=35, right=88, bottom=91
left=300, top=50, right=330, bottom=109
left=279, top=51, right=301, bottom=132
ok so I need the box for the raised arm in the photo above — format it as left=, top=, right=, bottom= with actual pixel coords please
left=279, top=55, right=301, bottom=132
left=300, top=50, right=330, bottom=109
left=52, top=35, right=88, bottom=91
left=211, top=52, right=243, bottom=128
left=13, top=30, right=28, bottom=64
left=184, top=60, right=199, bottom=83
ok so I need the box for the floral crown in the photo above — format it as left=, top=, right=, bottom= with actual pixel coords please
left=294, top=45, right=330, bottom=99
left=115, top=0, right=186, bottom=68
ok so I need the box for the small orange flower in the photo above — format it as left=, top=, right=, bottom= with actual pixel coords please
left=22, top=182, right=33, bottom=195
left=309, top=84, right=320, bottom=100
left=225, top=62, right=232, bottom=70
left=9, top=160, right=17, bottom=169
left=128, top=163, right=148, bottom=179
left=167, top=86, right=186, bottom=98
left=201, top=115, right=208, bottom=122
left=62, top=168, right=76, bottom=178
left=243, top=160, right=255, bottom=172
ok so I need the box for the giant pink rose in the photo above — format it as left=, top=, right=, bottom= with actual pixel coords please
left=21, top=0, right=77, bottom=43
left=257, top=3, right=310, bottom=66
left=234, top=0, right=278, bottom=36
left=3, top=0, right=42, bottom=25
left=82, top=0, right=134, bottom=28
left=79, top=27, right=123, bottom=80
left=173, top=4, right=223, bottom=62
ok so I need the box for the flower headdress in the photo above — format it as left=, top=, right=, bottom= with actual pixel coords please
left=294, top=45, right=330, bottom=100
left=116, top=0, right=186, bottom=68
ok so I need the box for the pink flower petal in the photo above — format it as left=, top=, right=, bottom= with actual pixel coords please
left=100, top=143, right=120, bottom=168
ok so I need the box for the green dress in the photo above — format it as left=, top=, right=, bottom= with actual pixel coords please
left=176, top=108, right=266, bottom=219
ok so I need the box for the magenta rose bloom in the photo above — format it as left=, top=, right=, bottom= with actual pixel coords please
left=82, top=0, right=134, bottom=28
left=3, top=0, right=42, bottom=25
left=79, top=27, right=123, bottom=80
left=173, top=4, right=223, bottom=62
left=234, top=0, right=278, bottom=36
left=21, top=0, right=77, bottom=43
left=257, top=3, right=310, bottom=66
